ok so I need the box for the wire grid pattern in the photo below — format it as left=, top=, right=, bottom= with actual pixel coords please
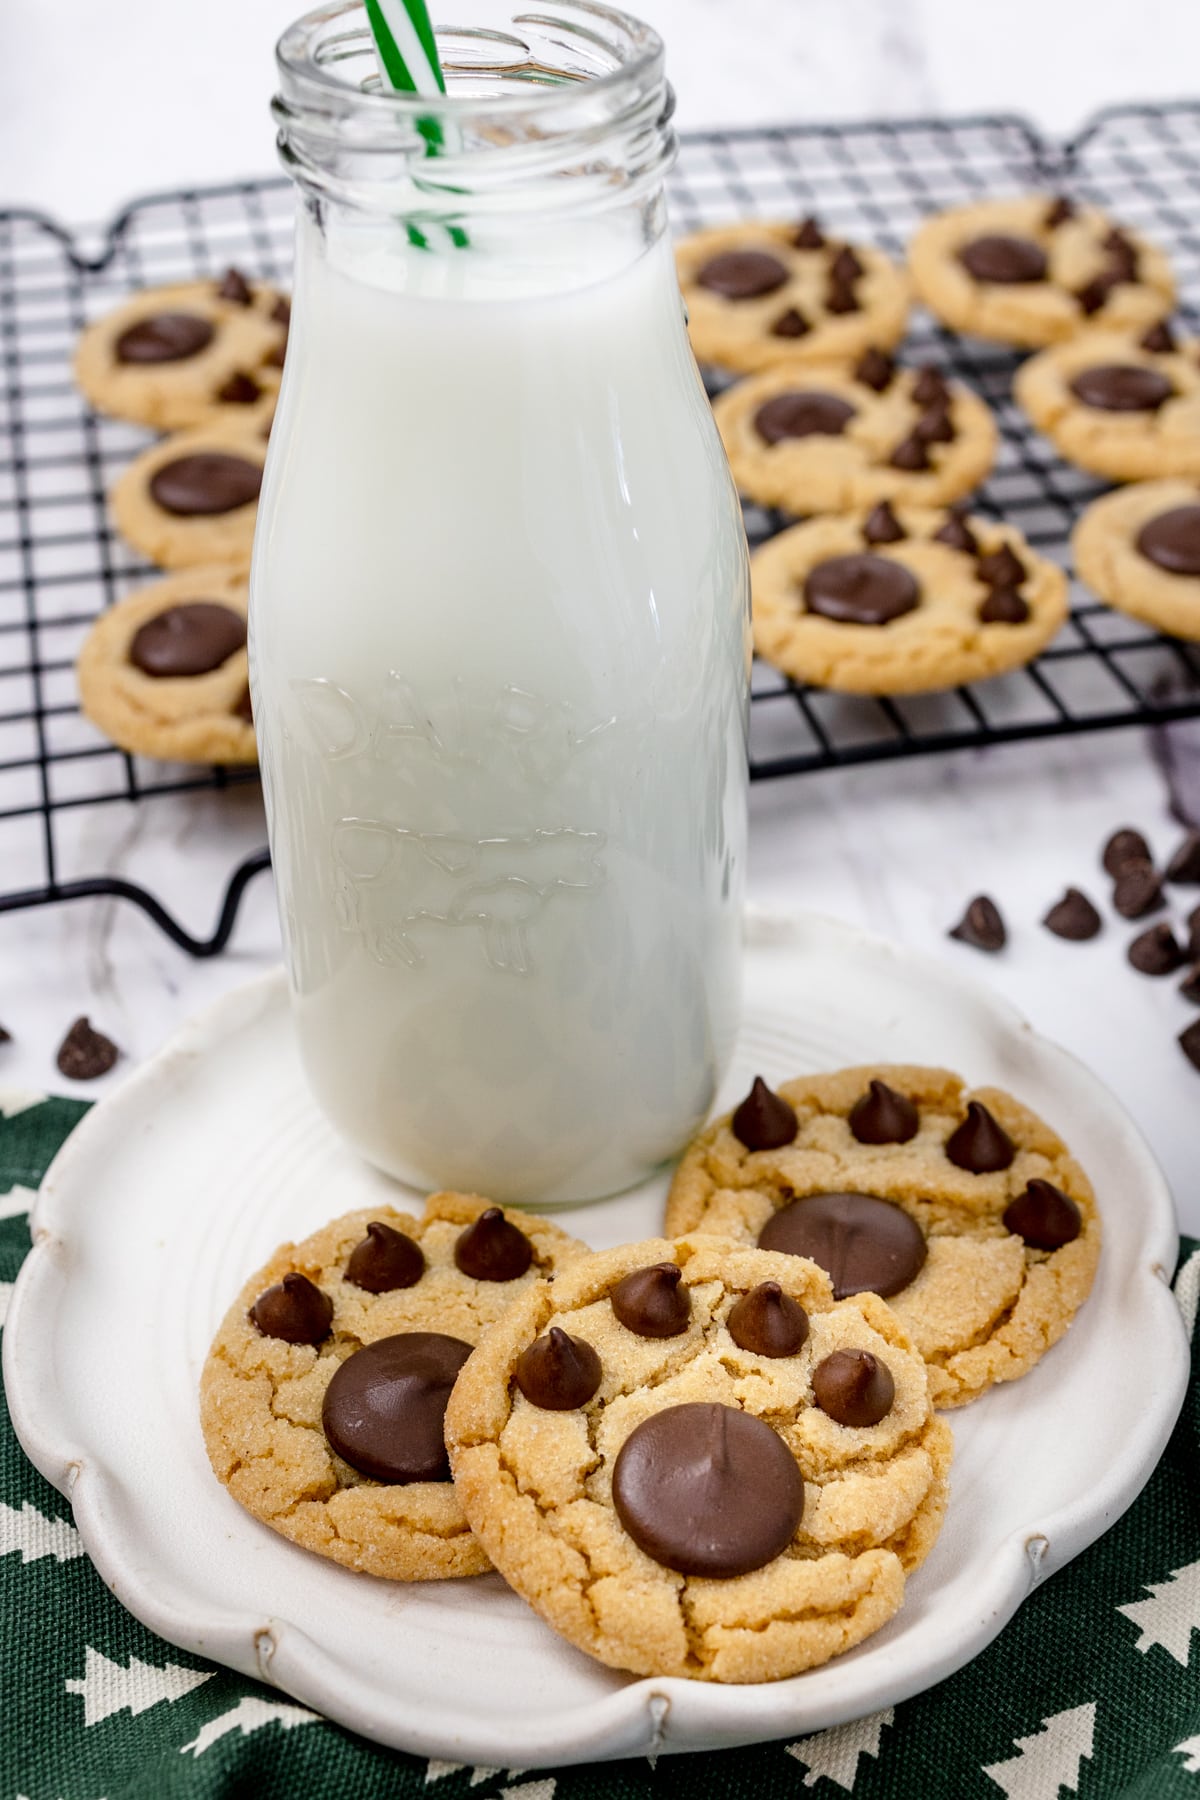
left=2, top=105, right=1200, bottom=936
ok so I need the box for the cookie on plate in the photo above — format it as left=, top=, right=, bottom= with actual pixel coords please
left=676, top=218, right=909, bottom=374
left=110, top=419, right=266, bottom=569
left=200, top=1193, right=587, bottom=1581
left=76, top=565, right=255, bottom=764
left=445, top=1233, right=952, bottom=1682
left=75, top=268, right=289, bottom=431
left=908, top=196, right=1174, bottom=349
left=1073, top=478, right=1200, bottom=641
left=712, top=355, right=996, bottom=513
left=665, top=1065, right=1101, bottom=1409
left=1014, top=321, right=1200, bottom=483
left=750, top=504, right=1068, bottom=695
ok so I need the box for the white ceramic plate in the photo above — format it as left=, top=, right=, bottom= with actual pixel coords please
left=3, top=910, right=1188, bottom=1767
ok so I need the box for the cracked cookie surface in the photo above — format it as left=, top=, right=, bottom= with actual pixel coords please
left=665, top=1065, right=1100, bottom=1408
left=1014, top=325, right=1200, bottom=482
left=444, top=1234, right=951, bottom=1682
left=1072, top=477, right=1200, bottom=641
left=200, top=1193, right=586, bottom=1581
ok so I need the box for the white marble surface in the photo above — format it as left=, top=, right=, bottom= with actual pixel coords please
left=2, top=0, right=1200, bottom=1229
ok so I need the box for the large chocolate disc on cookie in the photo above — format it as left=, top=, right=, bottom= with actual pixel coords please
left=129, top=602, right=246, bottom=677
left=321, top=1331, right=471, bottom=1483
left=149, top=452, right=263, bottom=517
left=758, top=1192, right=927, bottom=1299
left=803, top=554, right=920, bottom=626
left=695, top=250, right=789, bottom=300
left=1135, top=505, right=1200, bottom=575
left=753, top=391, right=856, bottom=444
left=1068, top=364, right=1173, bottom=412
left=115, top=313, right=215, bottom=364
left=958, top=234, right=1048, bottom=284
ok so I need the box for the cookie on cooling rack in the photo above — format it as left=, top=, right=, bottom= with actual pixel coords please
left=445, top=1233, right=951, bottom=1683
left=664, top=1065, right=1101, bottom=1409
left=1072, top=478, right=1200, bottom=642
left=908, top=195, right=1175, bottom=349
left=110, top=417, right=266, bottom=569
left=200, top=1193, right=587, bottom=1582
left=75, top=269, right=288, bottom=431
left=676, top=217, right=909, bottom=374
left=712, top=354, right=996, bottom=513
left=749, top=503, right=1068, bottom=695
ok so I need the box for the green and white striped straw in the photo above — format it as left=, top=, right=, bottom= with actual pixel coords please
left=363, top=0, right=468, bottom=246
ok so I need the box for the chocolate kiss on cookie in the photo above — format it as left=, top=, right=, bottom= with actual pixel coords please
left=696, top=250, right=789, bottom=300
left=612, top=1402, right=804, bottom=1578
left=611, top=1263, right=692, bottom=1338
left=1003, top=1179, right=1082, bottom=1251
left=129, top=602, right=246, bottom=678
left=346, top=1220, right=424, bottom=1293
left=979, top=587, right=1030, bottom=624
left=454, top=1206, right=532, bottom=1281
left=933, top=511, right=979, bottom=555
left=863, top=501, right=905, bottom=545
left=753, top=391, right=856, bottom=444
left=958, top=234, right=1048, bottom=284
left=804, top=554, right=920, bottom=626
left=249, top=1272, right=332, bottom=1346
left=1136, top=507, right=1200, bottom=576
left=726, top=1281, right=809, bottom=1357
left=848, top=1079, right=919, bottom=1145
left=813, top=1348, right=895, bottom=1427
left=321, top=1331, right=471, bottom=1483
left=945, top=1101, right=1015, bottom=1172
left=732, top=1076, right=798, bottom=1150
left=115, top=313, right=214, bottom=365
left=758, top=1193, right=927, bottom=1300
left=515, top=1327, right=602, bottom=1410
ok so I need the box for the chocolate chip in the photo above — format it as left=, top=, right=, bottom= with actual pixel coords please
left=129, top=602, right=247, bottom=678
left=0, top=1023, right=10, bottom=1043
left=55, top=1016, right=119, bottom=1081
left=949, top=894, right=1007, bottom=952
left=979, top=587, right=1030, bottom=624
left=863, top=501, right=905, bottom=545
left=825, top=278, right=861, bottom=315
left=1136, top=507, right=1200, bottom=577
left=1113, top=860, right=1165, bottom=919
left=1044, top=196, right=1075, bottom=228
left=1140, top=319, right=1177, bottom=354
left=115, top=313, right=215, bottom=365
left=233, top=682, right=254, bottom=723
left=1042, top=887, right=1102, bottom=940
left=731, top=1075, right=798, bottom=1150
left=911, top=365, right=950, bottom=409
left=933, top=510, right=979, bottom=556
left=514, top=1327, right=602, bottom=1410
left=1167, top=830, right=1200, bottom=883
left=959, top=234, right=1048, bottom=284
left=271, top=296, right=291, bottom=326
left=1188, top=903, right=1200, bottom=961
left=854, top=347, right=895, bottom=392
left=696, top=250, right=789, bottom=300
left=758, top=1192, right=927, bottom=1299
left=611, top=1263, right=691, bottom=1338
left=1180, top=964, right=1200, bottom=1005
left=264, top=335, right=287, bottom=369
left=149, top=452, right=262, bottom=517
left=770, top=307, right=810, bottom=339
left=1128, top=922, right=1184, bottom=975
left=1103, top=827, right=1152, bottom=876
left=805, top=554, right=920, bottom=625
left=216, top=267, right=253, bottom=305
left=812, top=1348, right=894, bottom=1427
left=216, top=370, right=260, bottom=405
left=830, top=245, right=864, bottom=283
left=848, top=1079, right=919, bottom=1145
left=345, top=1220, right=425, bottom=1293
left=1068, top=365, right=1173, bottom=412
left=453, top=1206, right=532, bottom=1282
left=793, top=217, right=826, bottom=250
left=753, top=391, right=856, bottom=444
left=1102, top=229, right=1139, bottom=280
left=1002, top=1179, right=1082, bottom=1250
left=612, top=1402, right=803, bottom=1578
left=1076, top=273, right=1122, bottom=317
left=1179, top=1018, right=1200, bottom=1071
left=945, top=1101, right=1015, bottom=1173
left=726, top=1281, right=809, bottom=1358
left=914, top=403, right=956, bottom=444
left=889, top=432, right=932, bottom=471
left=976, top=544, right=1027, bottom=589
left=321, top=1332, right=471, bottom=1482
left=250, top=1272, right=332, bottom=1346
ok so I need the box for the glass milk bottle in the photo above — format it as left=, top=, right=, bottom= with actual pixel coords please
left=254, top=0, right=749, bottom=1204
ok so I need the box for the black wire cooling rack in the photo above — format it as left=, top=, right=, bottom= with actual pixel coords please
left=3, top=101, right=1200, bottom=952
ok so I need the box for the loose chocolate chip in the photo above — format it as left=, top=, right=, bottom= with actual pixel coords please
left=889, top=432, right=932, bottom=471
left=55, top=1016, right=119, bottom=1081
left=829, top=245, right=864, bottom=283
left=812, top=1348, right=895, bottom=1427
left=453, top=1206, right=532, bottom=1282
left=345, top=1220, right=425, bottom=1293
left=979, top=587, right=1030, bottom=624
left=611, top=1262, right=691, bottom=1338
left=945, top=1101, right=1015, bottom=1173
left=233, top=682, right=254, bottom=723
left=911, top=365, right=950, bottom=409
left=793, top=217, right=826, bottom=250
left=696, top=250, right=789, bottom=300
left=848, top=1079, right=919, bottom=1145
left=1044, top=196, right=1075, bottom=228
left=1140, top=319, right=1177, bottom=354
left=216, top=370, right=260, bottom=405
left=129, top=602, right=247, bottom=678
left=1167, top=830, right=1200, bottom=883
left=959, top=234, right=1048, bottom=284
left=825, top=278, right=861, bottom=315
left=322, top=1331, right=471, bottom=1482
left=250, top=1272, right=332, bottom=1346
left=933, top=510, right=979, bottom=556
left=1180, top=964, right=1200, bottom=1005
left=914, top=403, right=956, bottom=444
left=0, top=1023, right=9, bottom=1043
left=216, top=267, right=253, bottom=305
left=976, top=544, right=1027, bottom=589
left=1113, top=860, right=1165, bottom=919
left=1003, top=1179, right=1082, bottom=1250
left=1103, top=827, right=1152, bottom=877
left=804, top=553, right=920, bottom=625
left=949, top=894, right=1007, bottom=952
left=1188, top=903, right=1200, bottom=961
left=612, top=1402, right=803, bottom=1578
left=770, top=307, right=810, bottom=339
left=1179, top=1018, right=1200, bottom=1071
left=515, top=1327, right=602, bottom=1410
left=1074, top=271, right=1119, bottom=316
left=727, top=1281, right=809, bottom=1357
left=115, top=312, right=215, bottom=365
left=731, top=1075, right=798, bottom=1150
left=854, top=347, right=895, bottom=392
left=149, top=452, right=262, bottom=517
left=1136, top=507, right=1200, bottom=577
left=1042, top=887, right=1102, bottom=940
left=753, top=391, right=856, bottom=444
left=758, top=1192, right=927, bottom=1299
left=863, top=501, right=906, bottom=545
left=1128, top=922, right=1185, bottom=975
left=272, top=296, right=291, bottom=326
left=1068, top=365, right=1173, bottom=412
